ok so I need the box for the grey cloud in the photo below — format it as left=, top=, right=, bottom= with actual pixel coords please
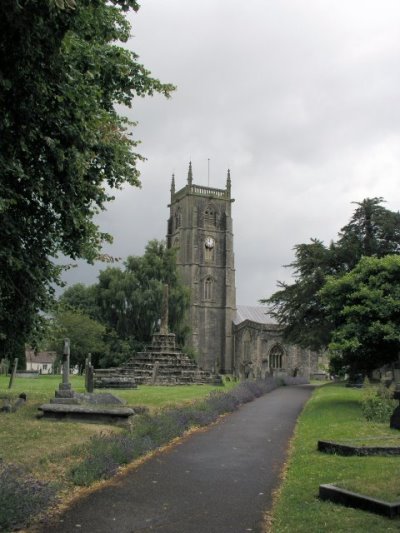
left=63, top=0, right=400, bottom=306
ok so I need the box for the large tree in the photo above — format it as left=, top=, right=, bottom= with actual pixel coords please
left=58, top=283, right=99, bottom=320
left=48, top=308, right=106, bottom=372
left=56, top=241, right=190, bottom=366
left=95, top=240, right=190, bottom=345
left=320, top=255, right=400, bottom=376
left=263, top=198, right=400, bottom=351
left=0, top=0, right=174, bottom=361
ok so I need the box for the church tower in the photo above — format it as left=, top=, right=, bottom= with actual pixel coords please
left=167, top=163, right=236, bottom=373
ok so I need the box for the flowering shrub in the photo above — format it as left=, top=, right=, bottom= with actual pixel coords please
left=70, top=432, right=142, bottom=485
left=361, top=378, right=397, bottom=423
left=206, top=390, right=240, bottom=414
left=70, top=377, right=308, bottom=486
left=0, top=462, right=57, bottom=531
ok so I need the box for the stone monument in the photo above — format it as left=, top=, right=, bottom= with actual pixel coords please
left=39, top=339, right=135, bottom=425
left=95, top=284, right=223, bottom=387
left=52, top=338, right=79, bottom=404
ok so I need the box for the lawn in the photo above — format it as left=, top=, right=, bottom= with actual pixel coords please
left=0, top=374, right=234, bottom=482
left=270, top=384, right=400, bottom=532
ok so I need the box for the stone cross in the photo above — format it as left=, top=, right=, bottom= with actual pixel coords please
left=54, top=338, right=75, bottom=401
left=62, top=338, right=70, bottom=387
left=160, top=284, right=169, bottom=335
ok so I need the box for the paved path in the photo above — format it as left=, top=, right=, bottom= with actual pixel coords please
left=44, top=385, right=313, bottom=533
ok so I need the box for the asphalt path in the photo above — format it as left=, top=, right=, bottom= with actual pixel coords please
left=42, top=385, right=313, bottom=533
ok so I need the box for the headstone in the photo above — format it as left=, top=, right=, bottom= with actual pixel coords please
left=0, top=359, right=9, bottom=375
left=12, top=393, right=27, bottom=412
left=84, top=353, right=92, bottom=390
left=390, top=389, right=400, bottom=430
left=8, top=358, right=18, bottom=389
left=54, top=338, right=77, bottom=403
left=86, top=364, right=94, bottom=393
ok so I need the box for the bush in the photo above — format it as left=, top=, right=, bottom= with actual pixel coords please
left=206, top=390, right=240, bottom=414
left=70, top=432, right=139, bottom=486
left=0, top=462, right=57, bottom=531
left=70, top=377, right=286, bottom=486
left=361, top=378, right=397, bottom=423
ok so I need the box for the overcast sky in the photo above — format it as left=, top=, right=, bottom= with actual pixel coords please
left=63, top=0, right=400, bottom=306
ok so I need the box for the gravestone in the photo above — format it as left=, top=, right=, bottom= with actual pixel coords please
left=0, top=359, right=9, bottom=375
left=40, top=339, right=133, bottom=425
left=8, top=358, right=18, bottom=389
left=53, top=338, right=79, bottom=405
left=390, top=389, right=400, bottom=429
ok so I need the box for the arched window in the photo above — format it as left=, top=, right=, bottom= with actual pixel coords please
left=204, top=277, right=213, bottom=300
left=269, top=345, right=284, bottom=370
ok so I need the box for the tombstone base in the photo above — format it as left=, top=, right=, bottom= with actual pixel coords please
left=51, top=397, right=80, bottom=405
left=39, top=403, right=135, bottom=426
left=390, top=405, right=400, bottom=429
left=390, top=391, right=400, bottom=430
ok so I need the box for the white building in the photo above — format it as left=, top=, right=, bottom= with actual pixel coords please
left=26, top=349, right=57, bottom=374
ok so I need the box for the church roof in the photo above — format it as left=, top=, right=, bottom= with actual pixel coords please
left=233, top=306, right=277, bottom=326
left=25, top=349, right=57, bottom=364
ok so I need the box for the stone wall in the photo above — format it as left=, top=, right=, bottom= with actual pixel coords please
left=233, top=320, right=320, bottom=379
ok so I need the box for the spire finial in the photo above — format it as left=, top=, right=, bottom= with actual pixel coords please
left=170, top=173, right=175, bottom=196
left=187, top=161, right=193, bottom=186
left=226, top=168, right=231, bottom=195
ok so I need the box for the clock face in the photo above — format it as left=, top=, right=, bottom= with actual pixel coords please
left=205, top=237, right=215, bottom=249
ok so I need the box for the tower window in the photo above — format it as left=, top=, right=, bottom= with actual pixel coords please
left=204, top=206, right=216, bottom=226
left=204, top=277, right=213, bottom=300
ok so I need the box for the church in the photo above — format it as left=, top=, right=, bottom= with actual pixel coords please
left=167, top=163, right=321, bottom=379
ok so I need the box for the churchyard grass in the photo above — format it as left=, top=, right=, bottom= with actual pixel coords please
left=0, top=375, right=235, bottom=474
left=270, top=383, right=400, bottom=532
left=0, top=374, right=272, bottom=530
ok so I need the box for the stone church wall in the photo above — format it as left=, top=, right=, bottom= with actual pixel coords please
left=233, top=320, right=319, bottom=379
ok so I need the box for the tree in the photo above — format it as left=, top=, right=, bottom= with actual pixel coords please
left=48, top=308, right=106, bottom=372
left=263, top=239, right=336, bottom=350
left=56, top=240, right=190, bottom=366
left=59, top=283, right=99, bottom=320
left=0, top=1, right=175, bottom=360
left=336, top=198, right=400, bottom=269
left=320, top=255, right=400, bottom=376
left=95, top=240, right=190, bottom=345
left=263, top=198, right=400, bottom=350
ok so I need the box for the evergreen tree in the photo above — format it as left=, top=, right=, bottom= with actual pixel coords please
left=263, top=198, right=400, bottom=351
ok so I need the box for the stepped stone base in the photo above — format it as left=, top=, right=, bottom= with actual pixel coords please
left=94, top=333, right=223, bottom=388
